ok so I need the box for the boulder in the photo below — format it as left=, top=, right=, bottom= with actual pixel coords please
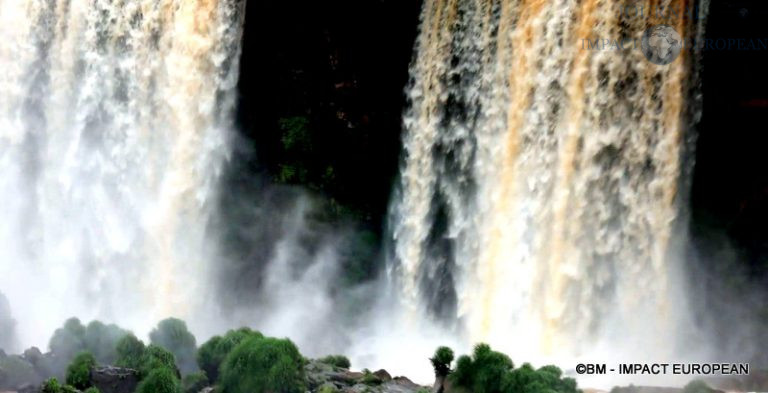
left=373, top=370, right=392, bottom=382
left=90, top=366, right=138, bottom=393
left=21, top=349, right=41, bottom=368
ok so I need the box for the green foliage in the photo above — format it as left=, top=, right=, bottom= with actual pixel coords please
left=49, top=318, right=87, bottom=361
left=41, top=378, right=63, bottom=393
left=136, top=367, right=182, bottom=393
left=65, top=351, right=96, bottom=390
left=115, top=335, right=181, bottom=380
left=47, top=318, right=129, bottom=378
left=84, top=388, right=101, bottom=393
left=318, top=355, right=351, bottom=369
left=40, top=378, right=79, bottom=393
left=451, top=343, right=513, bottom=393
left=140, top=345, right=180, bottom=379
left=278, top=116, right=311, bottom=152
left=450, top=343, right=579, bottom=393
left=219, top=336, right=306, bottom=393
left=149, top=318, right=197, bottom=375
left=430, top=346, right=454, bottom=377
left=505, top=363, right=578, bottom=393
left=683, top=380, right=716, bottom=393
left=197, top=327, right=263, bottom=383
left=361, top=369, right=382, bottom=386
left=84, top=321, right=128, bottom=364
left=182, top=371, right=209, bottom=393
left=319, top=385, right=338, bottom=393
left=115, top=334, right=146, bottom=370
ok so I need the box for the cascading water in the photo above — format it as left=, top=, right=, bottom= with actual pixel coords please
left=0, top=0, right=245, bottom=350
left=389, top=0, right=707, bottom=364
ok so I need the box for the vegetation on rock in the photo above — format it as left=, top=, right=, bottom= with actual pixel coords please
left=318, top=354, right=351, bottom=369
left=149, top=318, right=198, bottom=375
left=181, top=370, right=209, bottom=393
left=430, top=346, right=454, bottom=378
left=219, top=336, right=306, bottom=393
left=65, top=351, right=96, bottom=390
left=197, top=327, right=263, bottom=383
left=136, top=367, right=182, bottom=393
left=448, top=343, right=579, bottom=393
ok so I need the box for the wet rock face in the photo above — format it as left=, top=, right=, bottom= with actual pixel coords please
left=304, top=360, right=428, bottom=393
left=90, top=366, right=139, bottom=393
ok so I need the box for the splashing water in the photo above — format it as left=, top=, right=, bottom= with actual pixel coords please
left=0, top=0, right=245, bottom=350
left=389, top=0, right=708, bottom=369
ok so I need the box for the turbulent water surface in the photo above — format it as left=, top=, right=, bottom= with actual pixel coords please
left=389, top=0, right=707, bottom=366
left=0, top=0, right=245, bottom=349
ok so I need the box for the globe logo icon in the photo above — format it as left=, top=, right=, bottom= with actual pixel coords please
left=641, top=24, right=682, bottom=65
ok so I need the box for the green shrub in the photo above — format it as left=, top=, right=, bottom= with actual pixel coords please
left=149, top=318, right=197, bottom=375
left=137, top=367, right=182, bottom=393
left=219, top=336, right=306, bottom=393
left=451, top=343, right=513, bottom=393
left=115, top=334, right=146, bottom=370
left=318, top=355, right=351, bottom=369
left=84, top=321, right=128, bottom=364
left=430, top=346, right=454, bottom=377
left=40, top=378, right=79, bottom=393
left=361, top=369, right=382, bottom=386
left=84, top=388, right=101, bottom=393
left=197, top=327, right=263, bottom=383
left=505, top=363, right=578, bottom=393
left=140, top=345, right=180, bottom=379
left=49, top=318, right=86, bottom=361
left=182, top=371, right=209, bottom=393
left=449, top=343, right=579, bottom=393
left=318, top=385, right=338, bottom=393
left=65, top=351, right=96, bottom=390
left=41, top=378, right=63, bottom=393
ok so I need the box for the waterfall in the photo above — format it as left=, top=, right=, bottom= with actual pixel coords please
left=389, top=0, right=707, bottom=362
left=0, top=0, right=245, bottom=349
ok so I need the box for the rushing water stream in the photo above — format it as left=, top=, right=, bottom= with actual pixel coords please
left=0, top=0, right=245, bottom=349
left=389, top=0, right=707, bottom=365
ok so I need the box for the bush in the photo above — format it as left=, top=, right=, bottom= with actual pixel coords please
left=450, top=343, right=578, bottom=393
left=505, top=363, right=578, bottom=393
left=115, top=335, right=181, bottom=380
left=140, top=345, right=180, bottom=379
left=48, top=318, right=129, bottom=377
left=41, top=378, right=63, bottom=393
left=65, top=351, right=96, bottom=390
left=219, top=336, right=306, bottom=393
left=197, top=327, right=263, bottom=383
left=182, top=371, right=209, bottom=393
left=49, top=318, right=86, bottom=361
left=136, top=367, right=181, bottom=393
left=84, top=321, right=128, bottom=364
left=40, top=378, right=78, bottom=393
left=318, top=355, right=351, bottom=369
left=430, top=346, right=454, bottom=377
left=84, top=388, right=101, bottom=393
left=115, top=334, right=146, bottom=370
left=451, top=343, right=513, bottom=393
left=149, top=318, right=197, bottom=375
